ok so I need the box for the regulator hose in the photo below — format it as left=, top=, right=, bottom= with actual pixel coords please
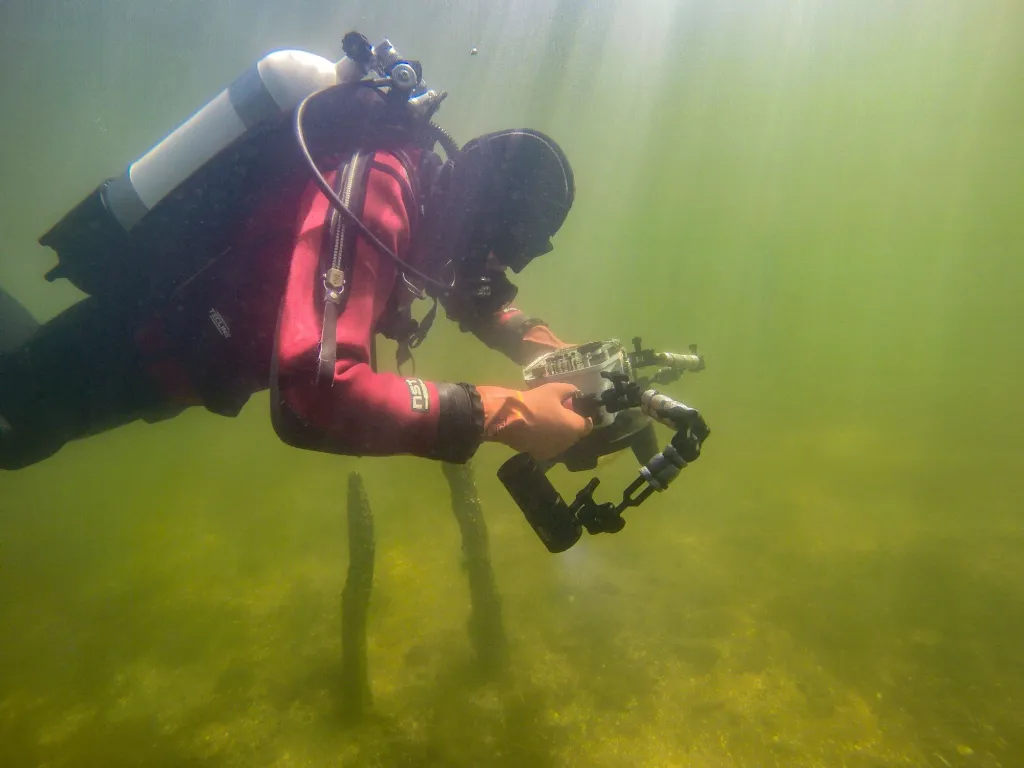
left=427, top=121, right=460, bottom=159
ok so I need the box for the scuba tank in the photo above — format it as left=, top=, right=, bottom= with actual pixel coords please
left=38, top=32, right=443, bottom=306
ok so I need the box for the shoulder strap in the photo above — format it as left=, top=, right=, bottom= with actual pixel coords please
left=316, top=150, right=373, bottom=385
left=369, top=149, right=441, bottom=371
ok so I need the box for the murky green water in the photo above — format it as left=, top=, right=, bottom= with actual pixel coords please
left=2, top=1, right=1022, bottom=766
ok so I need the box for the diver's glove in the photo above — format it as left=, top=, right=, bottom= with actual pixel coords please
left=478, top=382, right=593, bottom=461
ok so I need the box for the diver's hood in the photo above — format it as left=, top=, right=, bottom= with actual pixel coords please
left=423, top=129, right=576, bottom=275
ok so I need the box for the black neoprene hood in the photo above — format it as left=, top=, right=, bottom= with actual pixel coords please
left=432, top=129, right=576, bottom=274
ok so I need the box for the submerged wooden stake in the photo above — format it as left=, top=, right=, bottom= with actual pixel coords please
left=442, top=461, right=508, bottom=673
left=340, top=471, right=375, bottom=718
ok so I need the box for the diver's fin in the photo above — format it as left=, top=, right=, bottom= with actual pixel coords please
left=0, top=286, right=39, bottom=353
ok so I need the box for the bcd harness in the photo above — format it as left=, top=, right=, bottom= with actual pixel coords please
left=314, top=147, right=437, bottom=385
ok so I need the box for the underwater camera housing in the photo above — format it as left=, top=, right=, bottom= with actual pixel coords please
left=498, top=337, right=710, bottom=553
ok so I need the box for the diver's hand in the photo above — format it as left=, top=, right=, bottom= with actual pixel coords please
left=479, top=382, right=594, bottom=461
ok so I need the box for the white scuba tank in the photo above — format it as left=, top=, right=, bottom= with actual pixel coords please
left=104, top=49, right=366, bottom=231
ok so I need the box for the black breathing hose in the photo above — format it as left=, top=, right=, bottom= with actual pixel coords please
left=293, top=83, right=454, bottom=293
left=427, top=121, right=460, bottom=160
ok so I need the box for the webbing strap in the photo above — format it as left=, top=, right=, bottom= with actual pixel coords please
left=316, top=151, right=371, bottom=385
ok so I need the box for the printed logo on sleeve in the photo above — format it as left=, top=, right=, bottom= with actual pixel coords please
left=208, top=308, right=232, bottom=339
left=406, top=378, right=430, bottom=413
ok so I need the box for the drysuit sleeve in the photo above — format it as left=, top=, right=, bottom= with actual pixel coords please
left=465, top=305, right=573, bottom=366
left=272, top=154, right=483, bottom=462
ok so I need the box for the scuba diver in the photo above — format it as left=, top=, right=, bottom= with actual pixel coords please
left=0, top=34, right=593, bottom=471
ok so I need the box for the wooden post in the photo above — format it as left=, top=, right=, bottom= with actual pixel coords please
left=340, top=471, right=375, bottom=718
left=442, top=461, right=508, bottom=674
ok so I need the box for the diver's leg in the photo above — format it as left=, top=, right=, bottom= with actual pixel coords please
left=0, top=297, right=183, bottom=469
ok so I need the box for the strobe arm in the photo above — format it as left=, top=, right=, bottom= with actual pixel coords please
left=615, top=390, right=710, bottom=511
left=629, top=337, right=705, bottom=387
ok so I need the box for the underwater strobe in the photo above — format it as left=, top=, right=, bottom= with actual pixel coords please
left=498, top=338, right=710, bottom=553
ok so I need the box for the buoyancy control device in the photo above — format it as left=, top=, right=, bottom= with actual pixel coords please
left=38, top=32, right=450, bottom=307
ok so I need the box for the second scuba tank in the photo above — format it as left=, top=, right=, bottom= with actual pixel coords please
left=39, top=34, right=378, bottom=302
